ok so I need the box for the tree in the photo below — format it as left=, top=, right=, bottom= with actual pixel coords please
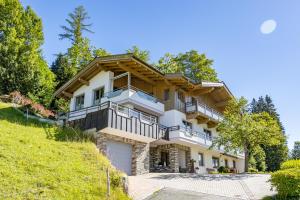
left=250, top=95, right=288, bottom=171
left=59, top=6, right=93, bottom=70
left=292, top=141, right=300, bottom=159
left=0, top=0, right=55, bottom=106
left=156, top=50, right=218, bottom=82
left=215, top=97, right=283, bottom=172
left=126, top=45, right=150, bottom=62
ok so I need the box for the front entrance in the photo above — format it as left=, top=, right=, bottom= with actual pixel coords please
left=160, top=151, right=170, bottom=167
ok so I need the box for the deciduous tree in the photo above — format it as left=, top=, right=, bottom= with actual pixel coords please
left=156, top=50, right=218, bottom=82
left=0, top=0, right=55, bottom=106
left=126, top=45, right=150, bottom=62
left=215, top=97, right=283, bottom=172
left=250, top=95, right=288, bottom=171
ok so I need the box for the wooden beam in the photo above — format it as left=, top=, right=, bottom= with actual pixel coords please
left=207, top=122, right=218, bottom=128
left=117, top=62, right=156, bottom=85
left=197, top=118, right=210, bottom=124
left=215, top=100, right=229, bottom=107
left=62, top=91, right=73, bottom=98
left=78, top=78, right=89, bottom=86
left=192, top=87, right=214, bottom=95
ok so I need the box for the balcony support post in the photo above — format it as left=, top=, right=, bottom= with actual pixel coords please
left=128, top=72, right=131, bottom=89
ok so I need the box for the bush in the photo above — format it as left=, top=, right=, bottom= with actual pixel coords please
left=10, top=91, right=55, bottom=118
left=270, top=168, right=300, bottom=198
left=248, top=167, right=258, bottom=173
left=218, top=166, right=225, bottom=173
left=281, top=160, right=300, bottom=170
left=217, top=166, right=230, bottom=173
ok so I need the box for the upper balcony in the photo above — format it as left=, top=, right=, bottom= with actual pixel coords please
left=101, top=85, right=164, bottom=115
left=185, top=101, right=223, bottom=128
left=64, top=101, right=168, bottom=143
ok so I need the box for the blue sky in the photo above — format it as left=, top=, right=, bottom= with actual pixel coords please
left=21, top=0, right=299, bottom=150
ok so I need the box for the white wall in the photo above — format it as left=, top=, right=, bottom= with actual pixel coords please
left=70, top=71, right=114, bottom=111
left=159, top=109, right=186, bottom=127
left=190, top=146, right=245, bottom=174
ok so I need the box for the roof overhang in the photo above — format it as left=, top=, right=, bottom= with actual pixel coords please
left=54, top=54, right=167, bottom=98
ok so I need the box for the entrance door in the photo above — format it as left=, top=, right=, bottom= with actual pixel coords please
left=179, top=150, right=186, bottom=168
left=106, top=140, right=132, bottom=175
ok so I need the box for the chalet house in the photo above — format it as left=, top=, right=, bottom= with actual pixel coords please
left=54, top=54, right=245, bottom=175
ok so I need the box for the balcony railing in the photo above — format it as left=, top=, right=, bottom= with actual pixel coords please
left=64, top=101, right=168, bottom=140
left=168, top=125, right=213, bottom=141
left=185, top=101, right=223, bottom=122
left=103, top=85, right=161, bottom=104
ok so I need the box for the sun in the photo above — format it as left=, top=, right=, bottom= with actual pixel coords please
left=260, top=19, right=277, bottom=34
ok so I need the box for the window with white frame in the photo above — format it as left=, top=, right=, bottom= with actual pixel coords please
left=93, top=87, right=104, bottom=105
left=75, top=94, right=85, bottom=110
left=182, top=120, right=192, bottom=132
left=198, top=153, right=204, bottom=166
left=204, top=129, right=212, bottom=140
left=212, top=157, right=219, bottom=168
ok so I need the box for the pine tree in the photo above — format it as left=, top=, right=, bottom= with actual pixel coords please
left=59, top=6, right=94, bottom=71
left=250, top=95, right=288, bottom=171
left=292, top=141, right=300, bottom=159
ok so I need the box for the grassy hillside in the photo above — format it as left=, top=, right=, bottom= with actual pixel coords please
left=0, top=102, right=130, bottom=200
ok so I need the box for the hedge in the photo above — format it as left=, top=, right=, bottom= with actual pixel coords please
left=270, top=160, right=300, bottom=198
left=281, top=160, right=300, bottom=170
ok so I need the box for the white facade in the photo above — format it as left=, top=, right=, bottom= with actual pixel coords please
left=67, top=69, right=245, bottom=174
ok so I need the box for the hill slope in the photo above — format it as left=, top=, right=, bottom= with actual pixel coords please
left=0, top=102, right=130, bottom=199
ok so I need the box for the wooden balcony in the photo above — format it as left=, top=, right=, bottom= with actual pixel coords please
left=65, top=101, right=169, bottom=142
left=185, top=101, right=224, bottom=128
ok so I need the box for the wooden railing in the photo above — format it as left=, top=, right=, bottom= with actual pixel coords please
left=65, top=101, right=169, bottom=140
left=185, top=101, right=223, bottom=121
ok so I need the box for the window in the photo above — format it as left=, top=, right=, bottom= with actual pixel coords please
left=225, top=159, right=228, bottom=168
left=178, top=91, right=185, bottom=102
left=75, top=94, right=84, bottom=110
left=212, top=157, right=219, bottom=168
left=93, top=87, right=104, bottom=105
left=163, top=89, right=170, bottom=101
left=204, top=129, right=212, bottom=140
left=233, top=160, right=236, bottom=169
left=182, top=120, right=192, bottom=131
left=198, top=153, right=204, bottom=166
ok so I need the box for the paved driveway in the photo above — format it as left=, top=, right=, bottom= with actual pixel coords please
left=128, top=173, right=276, bottom=200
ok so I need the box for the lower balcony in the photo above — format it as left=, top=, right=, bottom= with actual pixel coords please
left=168, top=126, right=213, bottom=147
left=65, top=101, right=168, bottom=143
left=168, top=126, right=244, bottom=158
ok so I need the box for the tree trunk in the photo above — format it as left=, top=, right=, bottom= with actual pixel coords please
left=244, top=146, right=249, bottom=172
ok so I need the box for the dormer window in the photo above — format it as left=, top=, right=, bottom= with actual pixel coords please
left=93, top=87, right=104, bottom=105
left=75, top=94, right=85, bottom=110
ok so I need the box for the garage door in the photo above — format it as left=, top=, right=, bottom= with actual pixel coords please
left=106, top=140, right=132, bottom=175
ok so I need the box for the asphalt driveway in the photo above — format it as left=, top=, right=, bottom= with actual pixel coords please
left=128, top=173, right=276, bottom=200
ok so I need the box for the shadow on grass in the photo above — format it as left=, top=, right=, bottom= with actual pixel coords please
left=45, top=126, right=95, bottom=143
left=0, top=105, right=93, bottom=143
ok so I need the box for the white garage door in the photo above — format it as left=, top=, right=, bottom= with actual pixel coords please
left=106, top=140, right=132, bottom=175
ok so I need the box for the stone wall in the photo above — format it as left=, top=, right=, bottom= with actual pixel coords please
left=150, top=144, right=191, bottom=173
left=96, top=132, right=149, bottom=175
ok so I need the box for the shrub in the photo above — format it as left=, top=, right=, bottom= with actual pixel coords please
left=9, top=91, right=55, bottom=118
left=281, top=160, right=300, bottom=170
left=218, top=166, right=225, bottom=173
left=270, top=168, right=300, bottom=198
left=248, top=167, right=258, bottom=173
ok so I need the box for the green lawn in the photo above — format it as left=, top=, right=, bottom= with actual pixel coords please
left=0, top=102, right=130, bottom=200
